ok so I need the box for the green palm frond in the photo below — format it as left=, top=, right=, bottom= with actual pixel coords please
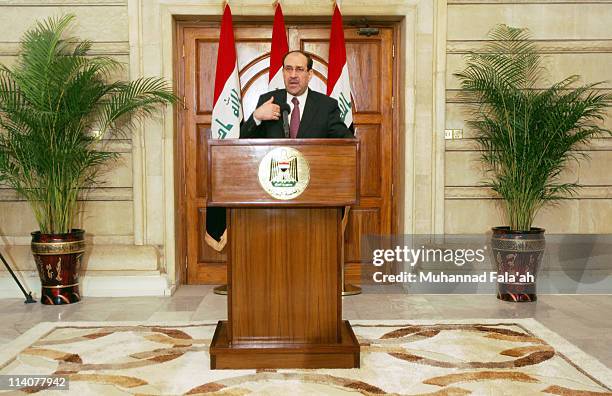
left=0, top=14, right=177, bottom=234
left=454, top=24, right=612, bottom=231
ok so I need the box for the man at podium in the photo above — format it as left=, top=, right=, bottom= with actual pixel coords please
left=240, top=50, right=353, bottom=139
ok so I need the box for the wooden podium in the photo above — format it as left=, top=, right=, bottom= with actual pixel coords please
left=208, top=138, right=360, bottom=369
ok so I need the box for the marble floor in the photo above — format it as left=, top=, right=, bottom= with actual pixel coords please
left=1, top=287, right=611, bottom=369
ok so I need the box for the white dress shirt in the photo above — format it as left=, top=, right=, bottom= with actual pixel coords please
left=286, top=89, right=308, bottom=121
left=253, top=88, right=309, bottom=126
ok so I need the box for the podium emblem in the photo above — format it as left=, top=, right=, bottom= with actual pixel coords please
left=258, top=147, right=310, bottom=200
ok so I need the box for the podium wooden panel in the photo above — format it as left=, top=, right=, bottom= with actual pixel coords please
left=208, top=139, right=360, bottom=369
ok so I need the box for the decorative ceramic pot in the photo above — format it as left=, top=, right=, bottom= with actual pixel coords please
left=491, top=226, right=544, bottom=302
left=31, top=229, right=85, bottom=305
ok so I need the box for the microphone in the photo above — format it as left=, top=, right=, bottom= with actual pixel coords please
left=279, top=103, right=291, bottom=138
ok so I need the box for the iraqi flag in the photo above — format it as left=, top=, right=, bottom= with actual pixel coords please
left=207, top=4, right=242, bottom=252
left=211, top=4, right=242, bottom=139
left=327, top=4, right=353, bottom=128
left=269, top=4, right=288, bottom=91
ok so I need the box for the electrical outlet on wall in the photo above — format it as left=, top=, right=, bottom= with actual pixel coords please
left=445, top=129, right=463, bottom=140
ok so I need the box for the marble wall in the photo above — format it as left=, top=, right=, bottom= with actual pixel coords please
left=0, top=1, right=135, bottom=247
left=445, top=0, right=612, bottom=233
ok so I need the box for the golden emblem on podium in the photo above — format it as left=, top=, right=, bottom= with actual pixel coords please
left=258, top=147, right=310, bottom=200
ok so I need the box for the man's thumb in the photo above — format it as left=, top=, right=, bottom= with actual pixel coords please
left=266, top=96, right=274, bottom=104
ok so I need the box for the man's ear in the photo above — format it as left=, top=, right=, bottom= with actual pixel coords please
left=307, top=69, right=314, bottom=83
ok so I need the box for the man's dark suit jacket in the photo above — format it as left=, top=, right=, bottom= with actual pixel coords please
left=240, top=89, right=353, bottom=138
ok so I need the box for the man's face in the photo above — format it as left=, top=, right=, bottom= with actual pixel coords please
left=282, top=52, right=313, bottom=96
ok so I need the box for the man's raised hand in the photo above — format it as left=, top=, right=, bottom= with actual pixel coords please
left=253, top=96, right=281, bottom=121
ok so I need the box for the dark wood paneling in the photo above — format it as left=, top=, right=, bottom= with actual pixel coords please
left=347, top=40, right=381, bottom=113
left=357, top=125, right=382, bottom=197
left=345, top=208, right=381, bottom=263
left=184, top=27, right=229, bottom=284
left=344, top=263, right=362, bottom=284
left=196, top=38, right=217, bottom=115
left=196, top=124, right=210, bottom=198
left=230, top=208, right=340, bottom=344
left=210, top=320, right=359, bottom=369
left=188, top=264, right=226, bottom=284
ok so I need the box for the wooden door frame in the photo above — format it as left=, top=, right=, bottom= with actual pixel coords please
left=173, top=18, right=403, bottom=285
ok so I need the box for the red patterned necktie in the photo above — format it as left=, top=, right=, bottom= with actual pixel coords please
left=290, top=97, right=300, bottom=138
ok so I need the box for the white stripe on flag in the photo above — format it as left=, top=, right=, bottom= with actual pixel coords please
left=268, top=68, right=284, bottom=91
left=329, top=64, right=353, bottom=127
left=212, top=65, right=242, bottom=139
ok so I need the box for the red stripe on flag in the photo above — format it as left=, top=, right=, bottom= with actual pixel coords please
left=213, top=4, right=237, bottom=106
left=269, top=4, right=288, bottom=83
left=327, top=4, right=346, bottom=96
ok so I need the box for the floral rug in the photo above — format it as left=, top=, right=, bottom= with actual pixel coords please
left=1, top=319, right=611, bottom=395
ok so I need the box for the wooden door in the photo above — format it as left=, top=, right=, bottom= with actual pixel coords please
left=176, top=21, right=396, bottom=284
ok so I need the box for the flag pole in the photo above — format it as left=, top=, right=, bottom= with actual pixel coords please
left=214, top=0, right=228, bottom=296
left=329, top=1, right=360, bottom=296
left=211, top=0, right=240, bottom=296
left=341, top=206, right=361, bottom=296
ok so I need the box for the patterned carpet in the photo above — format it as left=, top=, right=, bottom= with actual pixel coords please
left=1, top=319, right=611, bottom=395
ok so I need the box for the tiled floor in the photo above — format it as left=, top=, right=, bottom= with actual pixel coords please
left=1, top=287, right=610, bottom=368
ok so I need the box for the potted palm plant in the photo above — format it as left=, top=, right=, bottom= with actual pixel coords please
left=455, top=25, right=612, bottom=302
left=0, top=15, right=176, bottom=304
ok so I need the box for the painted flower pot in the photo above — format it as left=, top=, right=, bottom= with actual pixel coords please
left=31, top=229, right=85, bottom=305
left=491, top=226, right=545, bottom=302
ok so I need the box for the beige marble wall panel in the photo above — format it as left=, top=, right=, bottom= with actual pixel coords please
left=0, top=3, right=133, bottom=243
left=0, top=201, right=132, bottom=236
left=97, top=140, right=132, bottom=151
left=447, top=3, right=612, bottom=40
left=444, top=104, right=470, bottom=136
left=0, top=6, right=128, bottom=42
left=445, top=199, right=583, bottom=233
left=414, top=36, right=436, bottom=233
left=445, top=199, right=503, bottom=233
left=446, top=52, right=612, bottom=90
left=446, top=104, right=612, bottom=138
left=447, top=39, right=612, bottom=55
left=578, top=200, right=612, bottom=233
left=0, top=202, right=39, bottom=236
left=445, top=151, right=486, bottom=187
left=0, top=41, right=129, bottom=56
left=0, top=244, right=157, bottom=272
left=446, top=150, right=612, bottom=187
left=0, top=153, right=132, bottom=195
left=571, top=152, right=612, bottom=186
left=446, top=196, right=612, bottom=233
left=414, top=173, right=433, bottom=229
left=532, top=200, right=580, bottom=233
left=445, top=2, right=612, bottom=234
left=0, top=56, right=17, bottom=68
left=1, top=0, right=125, bottom=4
left=0, top=54, right=129, bottom=82
left=0, top=188, right=132, bottom=202
left=97, top=153, right=133, bottom=188
left=80, top=201, right=133, bottom=236
left=447, top=186, right=612, bottom=200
